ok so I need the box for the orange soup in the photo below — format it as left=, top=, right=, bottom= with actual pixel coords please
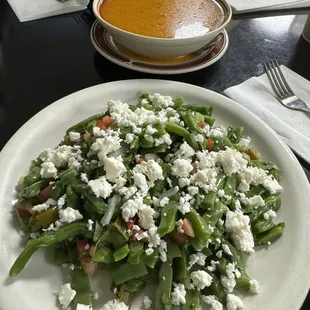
left=99, top=0, right=226, bottom=39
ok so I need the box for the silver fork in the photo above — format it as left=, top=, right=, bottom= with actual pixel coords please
left=263, top=60, right=310, bottom=115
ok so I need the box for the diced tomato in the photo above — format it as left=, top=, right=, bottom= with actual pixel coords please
left=83, top=132, right=91, bottom=143
left=80, top=254, right=97, bottom=276
left=137, top=157, right=145, bottom=164
left=169, top=230, right=188, bottom=246
left=206, top=138, right=214, bottom=152
left=77, top=240, right=89, bottom=253
left=38, top=184, right=53, bottom=201
left=96, top=119, right=107, bottom=131
left=197, top=120, right=205, bottom=128
left=127, top=220, right=135, bottom=230
left=15, top=202, right=33, bottom=217
left=101, top=115, right=114, bottom=128
left=182, top=219, right=195, bottom=237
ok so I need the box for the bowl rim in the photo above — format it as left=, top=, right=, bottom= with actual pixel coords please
left=92, top=0, right=232, bottom=42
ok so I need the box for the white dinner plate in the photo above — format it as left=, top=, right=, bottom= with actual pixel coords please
left=0, top=80, right=310, bottom=310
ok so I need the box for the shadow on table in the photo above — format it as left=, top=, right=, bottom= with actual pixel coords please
left=288, top=36, right=310, bottom=81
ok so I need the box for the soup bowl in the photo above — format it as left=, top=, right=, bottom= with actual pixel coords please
left=92, top=0, right=232, bottom=59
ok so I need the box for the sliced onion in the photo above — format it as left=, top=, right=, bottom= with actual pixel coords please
left=101, top=194, right=121, bottom=226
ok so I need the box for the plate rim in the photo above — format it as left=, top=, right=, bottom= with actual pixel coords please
left=0, top=79, right=310, bottom=310
left=90, top=22, right=229, bottom=75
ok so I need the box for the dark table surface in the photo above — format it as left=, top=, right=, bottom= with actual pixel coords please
left=0, top=0, right=309, bottom=308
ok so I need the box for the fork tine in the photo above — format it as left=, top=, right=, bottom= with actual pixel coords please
left=264, top=62, right=284, bottom=98
left=270, top=60, right=291, bottom=96
left=274, top=60, right=294, bottom=95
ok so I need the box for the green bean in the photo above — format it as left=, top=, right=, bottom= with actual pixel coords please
left=154, top=260, right=173, bottom=310
left=23, top=167, right=41, bottom=187
left=58, top=168, right=78, bottom=183
left=30, top=157, right=43, bottom=169
left=213, top=137, right=234, bottom=152
left=158, top=202, right=178, bottom=237
left=66, top=184, right=81, bottom=209
left=153, top=123, right=167, bottom=137
left=180, top=111, right=203, bottom=134
left=255, top=223, right=285, bottom=245
left=209, top=274, right=227, bottom=304
left=221, top=238, right=246, bottom=270
left=140, top=136, right=155, bottom=148
left=173, top=97, right=184, bottom=109
left=246, top=185, right=266, bottom=197
left=252, top=218, right=275, bottom=234
left=122, top=278, right=145, bottom=293
left=179, top=104, right=213, bottom=116
left=227, top=126, right=244, bottom=144
left=128, top=242, right=144, bottom=265
left=203, top=201, right=228, bottom=227
left=141, top=248, right=159, bottom=268
left=222, top=174, right=237, bottom=199
left=204, top=115, right=216, bottom=126
left=186, top=209, right=211, bottom=250
left=93, top=221, right=104, bottom=242
left=71, top=269, right=92, bottom=309
left=93, top=246, right=113, bottom=264
left=83, top=192, right=107, bottom=215
left=165, top=122, right=191, bottom=139
left=181, top=289, right=200, bottom=310
left=66, top=114, right=102, bottom=133
left=52, top=180, right=66, bottom=200
left=149, top=163, right=170, bottom=196
left=10, top=223, right=88, bottom=276
left=112, top=262, right=148, bottom=285
left=250, top=196, right=281, bottom=224
left=22, top=179, right=49, bottom=199
left=174, top=247, right=189, bottom=285
left=167, top=240, right=181, bottom=259
left=113, top=244, right=130, bottom=262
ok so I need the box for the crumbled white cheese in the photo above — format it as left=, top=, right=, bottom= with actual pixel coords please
left=249, top=279, right=260, bottom=294
left=190, top=270, right=212, bottom=290
left=216, top=250, right=223, bottom=258
left=239, top=195, right=265, bottom=209
left=145, top=125, right=158, bottom=135
left=84, top=244, right=90, bottom=250
left=148, top=227, right=161, bottom=248
left=102, top=156, right=126, bottom=183
left=187, top=186, right=199, bottom=196
left=175, top=142, right=195, bottom=159
left=222, top=244, right=233, bottom=256
left=58, top=283, right=76, bottom=310
left=171, top=159, right=193, bottom=178
left=133, top=172, right=149, bottom=195
left=194, top=134, right=204, bottom=142
left=125, top=133, right=135, bottom=144
left=225, top=209, right=254, bottom=253
left=263, top=210, right=277, bottom=220
left=176, top=219, right=184, bottom=233
left=93, top=292, right=99, bottom=300
left=91, top=135, right=122, bottom=161
left=188, top=252, right=207, bottom=269
left=57, top=194, right=66, bottom=209
left=159, top=197, right=169, bottom=207
left=133, top=160, right=163, bottom=186
left=69, top=264, right=75, bottom=270
left=81, top=173, right=89, bottom=183
left=145, top=248, right=154, bottom=256
left=220, top=275, right=236, bottom=293
left=207, top=260, right=220, bottom=272
left=76, top=304, right=92, bottom=310
left=263, top=177, right=283, bottom=194
left=87, top=219, right=94, bottom=231
left=171, top=283, right=187, bottom=305
left=88, top=177, right=113, bottom=199
left=178, top=178, right=191, bottom=188
left=238, top=137, right=251, bottom=150
left=159, top=239, right=167, bottom=262
left=121, top=198, right=141, bottom=222
left=40, top=161, right=57, bottom=179
left=138, top=205, right=155, bottom=230
left=59, top=207, right=83, bottom=224
left=32, top=203, right=50, bottom=213
left=201, top=295, right=223, bottom=310
left=100, top=299, right=128, bottom=310
left=190, top=168, right=217, bottom=193
left=209, top=126, right=227, bottom=138
left=148, top=93, right=174, bottom=109
left=226, top=294, right=244, bottom=310
left=69, top=132, right=81, bottom=142
left=142, top=296, right=152, bottom=309
left=178, top=194, right=192, bottom=214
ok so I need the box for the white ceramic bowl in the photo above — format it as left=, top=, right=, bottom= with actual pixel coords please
left=92, top=0, right=232, bottom=58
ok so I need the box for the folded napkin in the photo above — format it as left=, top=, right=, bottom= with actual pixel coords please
left=228, top=0, right=310, bottom=13
left=8, top=0, right=89, bottom=22
left=224, top=66, right=310, bottom=163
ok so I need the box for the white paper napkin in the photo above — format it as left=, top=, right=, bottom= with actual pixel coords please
left=228, top=0, right=310, bottom=13
left=8, top=0, right=89, bottom=22
left=224, top=66, right=310, bottom=163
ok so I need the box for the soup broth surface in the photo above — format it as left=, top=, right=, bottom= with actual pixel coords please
left=99, top=0, right=225, bottom=39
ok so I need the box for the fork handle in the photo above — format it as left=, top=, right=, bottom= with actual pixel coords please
left=297, top=107, right=310, bottom=115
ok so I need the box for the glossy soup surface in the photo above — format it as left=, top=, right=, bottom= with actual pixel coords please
left=99, top=0, right=225, bottom=39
